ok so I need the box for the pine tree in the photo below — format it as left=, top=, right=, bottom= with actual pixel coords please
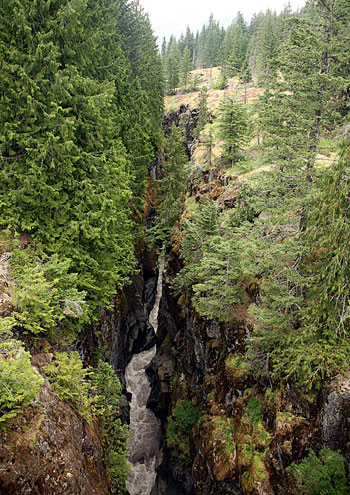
left=148, top=124, right=188, bottom=247
left=180, top=47, right=193, bottom=90
left=165, top=36, right=181, bottom=93
left=225, top=13, right=249, bottom=77
left=193, top=87, right=209, bottom=139
left=217, top=98, right=250, bottom=166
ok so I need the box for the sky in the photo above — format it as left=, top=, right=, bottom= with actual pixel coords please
left=140, top=0, right=306, bottom=43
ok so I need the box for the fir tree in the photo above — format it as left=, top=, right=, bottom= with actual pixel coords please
left=165, top=36, right=181, bottom=93
left=193, top=87, right=209, bottom=139
left=180, top=47, right=193, bottom=90
left=225, top=13, right=249, bottom=77
left=217, top=98, right=250, bottom=166
left=148, top=124, right=188, bottom=247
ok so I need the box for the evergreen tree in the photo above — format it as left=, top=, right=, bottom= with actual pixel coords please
left=148, top=124, right=188, bottom=246
left=193, top=87, right=209, bottom=139
left=161, top=37, right=167, bottom=61
left=0, top=0, right=164, bottom=313
left=118, top=0, right=164, bottom=202
left=200, top=15, right=224, bottom=69
left=255, top=10, right=279, bottom=84
left=201, top=129, right=215, bottom=167
left=225, top=13, right=249, bottom=77
left=184, top=26, right=195, bottom=63
left=217, top=98, right=250, bottom=166
left=172, top=200, right=220, bottom=298
left=180, top=47, right=193, bottom=90
left=257, top=0, right=350, bottom=171
left=165, top=36, right=181, bottom=93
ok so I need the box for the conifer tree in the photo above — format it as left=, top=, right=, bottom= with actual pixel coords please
left=217, top=98, right=250, bottom=166
left=148, top=124, right=188, bottom=247
left=193, top=87, right=209, bottom=139
left=255, top=10, right=279, bottom=84
left=201, top=129, right=215, bottom=167
left=257, top=0, right=350, bottom=171
left=0, top=0, right=164, bottom=313
left=225, top=13, right=249, bottom=77
left=172, top=200, right=220, bottom=298
left=180, top=47, right=193, bottom=90
left=165, top=36, right=181, bottom=93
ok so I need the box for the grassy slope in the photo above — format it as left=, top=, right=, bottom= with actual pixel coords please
left=166, top=67, right=338, bottom=180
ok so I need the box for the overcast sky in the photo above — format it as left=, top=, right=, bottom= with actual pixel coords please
left=140, top=0, right=306, bottom=43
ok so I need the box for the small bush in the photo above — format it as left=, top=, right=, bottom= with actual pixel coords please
left=10, top=249, right=86, bottom=338
left=93, top=359, right=129, bottom=494
left=167, top=399, right=200, bottom=456
left=288, top=448, right=349, bottom=495
left=0, top=340, right=44, bottom=426
left=43, top=351, right=93, bottom=422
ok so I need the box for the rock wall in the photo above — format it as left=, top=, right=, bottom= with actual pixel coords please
left=148, top=111, right=350, bottom=494
left=0, top=376, right=108, bottom=495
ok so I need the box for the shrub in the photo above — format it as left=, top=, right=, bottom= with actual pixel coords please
left=43, top=351, right=93, bottom=422
left=93, top=360, right=129, bottom=494
left=10, top=250, right=86, bottom=337
left=0, top=340, right=44, bottom=426
left=167, top=399, right=200, bottom=456
left=288, top=448, right=349, bottom=495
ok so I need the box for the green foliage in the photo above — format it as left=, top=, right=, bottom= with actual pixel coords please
left=167, top=399, right=200, bottom=456
left=43, top=352, right=94, bottom=422
left=0, top=317, right=17, bottom=340
left=191, top=235, right=243, bottom=321
left=172, top=199, right=219, bottom=298
left=9, top=248, right=86, bottom=338
left=223, top=13, right=249, bottom=77
left=44, top=355, right=129, bottom=492
left=246, top=397, right=262, bottom=425
left=288, top=448, right=349, bottom=495
left=93, top=360, right=129, bottom=494
left=180, top=47, right=193, bottom=90
left=217, top=98, right=250, bottom=165
left=148, top=123, right=188, bottom=247
left=165, top=36, right=181, bottom=93
left=303, top=138, right=350, bottom=338
left=213, top=69, right=228, bottom=90
left=0, top=0, right=164, bottom=315
left=106, top=440, right=129, bottom=495
left=172, top=198, right=247, bottom=321
left=0, top=340, right=44, bottom=427
left=211, top=416, right=236, bottom=455
left=193, top=87, right=209, bottom=140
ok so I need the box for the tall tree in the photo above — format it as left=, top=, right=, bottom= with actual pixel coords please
left=0, top=0, right=164, bottom=312
left=224, top=13, right=249, bottom=77
left=165, top=36, right=181, bottom=93
left=148, top=124, right=188, bottom=247
left=217, top=98, right=250, bottom=166
left=180, top=47, right=193, bottom=90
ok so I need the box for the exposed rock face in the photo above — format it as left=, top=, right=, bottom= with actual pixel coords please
left=0, top=256, right=12, bottom=316
left=0, top=377, right=108, bottom=495
left=148, top=110, right=350, bottom=493
left=321, top=372, right=350, bottom=466
left=163, top=104, right=199, bottom=158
